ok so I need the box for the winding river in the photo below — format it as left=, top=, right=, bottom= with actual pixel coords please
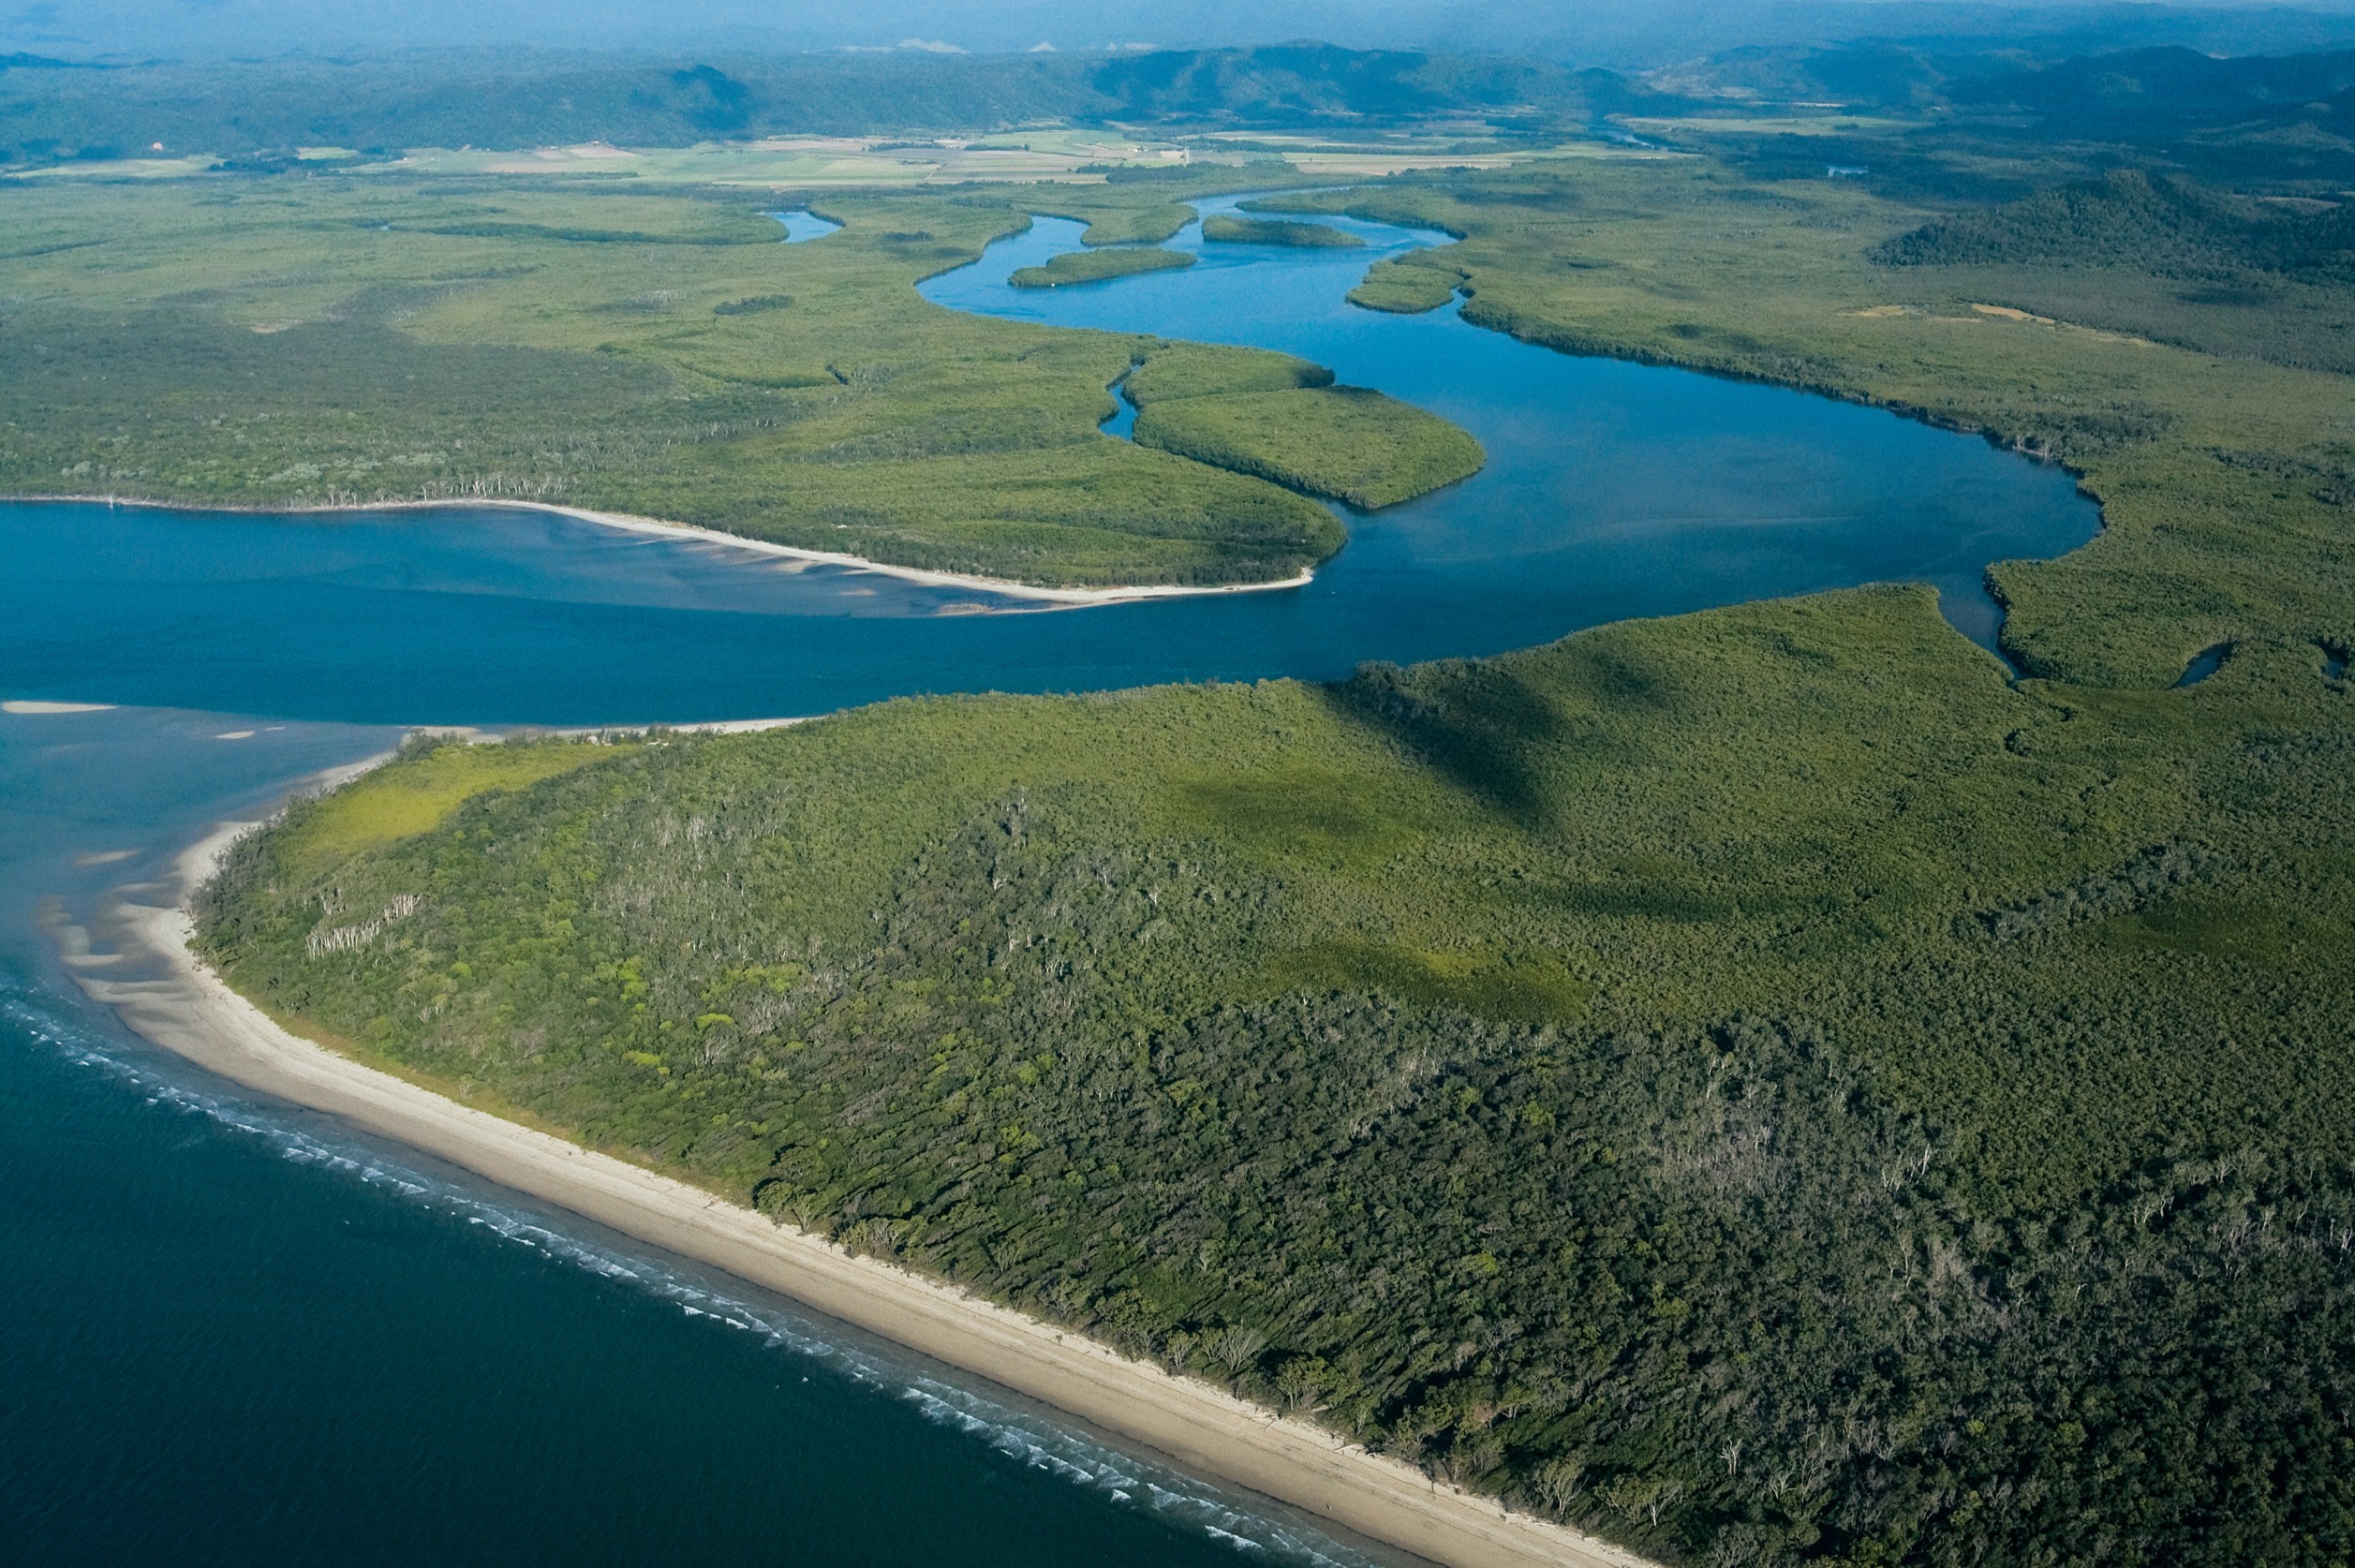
left=0, top=199, right=2096, bottom=1565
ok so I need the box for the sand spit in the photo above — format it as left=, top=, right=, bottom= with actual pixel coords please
left=12, top=495, right=1317, bottom=607
left=84, top=821, right=1652, bottom=1568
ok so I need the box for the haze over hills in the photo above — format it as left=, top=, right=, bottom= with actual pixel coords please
left=13, top=32, right=2355, bottom=194
left=0, top=46, right=1671, bottom=163
left=12, top=0, right=2355, bottom=66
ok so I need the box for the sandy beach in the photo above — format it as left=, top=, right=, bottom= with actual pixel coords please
left=81, top=821, right=1651, bottom=1568
left=14, top=494, right=1317, bottom=607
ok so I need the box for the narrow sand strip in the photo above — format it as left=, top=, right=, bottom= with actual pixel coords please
left=87, top=822, right=1652, bottom=1568
left=10, top=494, right=1316, bottom=606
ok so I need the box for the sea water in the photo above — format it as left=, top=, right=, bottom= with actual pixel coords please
left=0, top=198, right=2097, bottom=1564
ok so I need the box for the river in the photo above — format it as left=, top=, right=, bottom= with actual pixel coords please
left=0, top=200, right=2096, bottom=1565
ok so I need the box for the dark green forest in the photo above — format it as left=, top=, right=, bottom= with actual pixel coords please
left=1873, top=169, right=2355, bottom=281
left=191, top=137, right=2355, bottom=1565
left=199, top=591, right=2355, bottom=1568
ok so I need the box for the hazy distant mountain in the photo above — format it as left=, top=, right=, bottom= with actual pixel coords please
left=12, top=0, right=2355, bottom=67
left=0, top=44, right=1681, bottom=163
left=1955, top=39, right=2355, bottom=129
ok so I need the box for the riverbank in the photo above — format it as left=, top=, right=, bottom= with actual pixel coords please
left=94, top=820, right=1651, bottom=1568
left=10, top=496, right=1317, bottom=607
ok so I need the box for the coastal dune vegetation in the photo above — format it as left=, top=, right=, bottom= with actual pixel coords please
left=199, top=583, right=2355, bottom=1568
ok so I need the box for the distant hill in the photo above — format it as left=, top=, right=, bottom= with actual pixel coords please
left=1648, top=37, right=2355, bottom=192
left=0, top=45, right=1668, bottom=165
left=1644, top=40, right=1977, bottom=109
left=23, top=0, right=2355, bottom=69
left=1649, top=35, right=2355, bottom=120
left=1086, top=42, right=1657, bottom=126
left=1874, top=167, right=2355, bottom=279
left=1951, top=43, right=2355, bottom=137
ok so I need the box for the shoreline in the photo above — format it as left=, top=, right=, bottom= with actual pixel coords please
left=87, top=818, right=1652, bottom=1568
left=8, top=494, right=1318, bottom=607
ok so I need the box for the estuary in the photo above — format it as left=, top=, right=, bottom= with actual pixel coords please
left=0, top=194, right=2099, bottom=1565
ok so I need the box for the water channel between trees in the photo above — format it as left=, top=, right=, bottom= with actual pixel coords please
left=0, top=193, right=2098, bottom=1568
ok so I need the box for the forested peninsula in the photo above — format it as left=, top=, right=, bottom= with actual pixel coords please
left=0, top=164, right=1508, bottom=587
left=181, top=143, right=2355, bottom=1568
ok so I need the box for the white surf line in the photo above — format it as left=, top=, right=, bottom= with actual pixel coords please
left=85, top=820, right=1657, bottom=1568
left=7, top=495, right=1317, bottom=608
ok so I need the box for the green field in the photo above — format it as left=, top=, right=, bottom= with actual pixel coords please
left=188, top=141, right=2355, bottom=1567
left=274, top=735, right=633, bottom=882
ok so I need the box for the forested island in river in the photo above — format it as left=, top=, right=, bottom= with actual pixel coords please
left=7, top=23, right=2355, bottom=1568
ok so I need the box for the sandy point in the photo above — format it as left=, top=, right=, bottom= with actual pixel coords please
left=77, top=817, right=1654, bottom=1568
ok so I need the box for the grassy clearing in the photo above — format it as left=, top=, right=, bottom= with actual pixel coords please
left=1201, top=214, right=1364, bottom=247
left=276, top=735, right=630, bottom=881
left=1007, top=245, right=1196, bottom=288
left=1133, top=385, right=1486, bottom=508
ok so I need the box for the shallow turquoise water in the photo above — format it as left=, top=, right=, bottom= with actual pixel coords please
left=0, top=198, right=2098, bottom=1564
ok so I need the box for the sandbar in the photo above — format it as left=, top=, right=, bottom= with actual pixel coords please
left=10, top=494, right=1316, bottom=606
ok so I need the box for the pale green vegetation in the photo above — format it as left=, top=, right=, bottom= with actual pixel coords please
left=275, top=735, right=631, bottom=881
left=1007, top=245, right=1196, bottom=288
left=1133, top=385, right=1487, bottom=509
left=1116, top=339, right=1482, bottom=509
left=1201, top=214, right=1365, bottom=248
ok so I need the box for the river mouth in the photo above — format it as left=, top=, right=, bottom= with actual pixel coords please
left=0, top=184, right=2101, bottom=1568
